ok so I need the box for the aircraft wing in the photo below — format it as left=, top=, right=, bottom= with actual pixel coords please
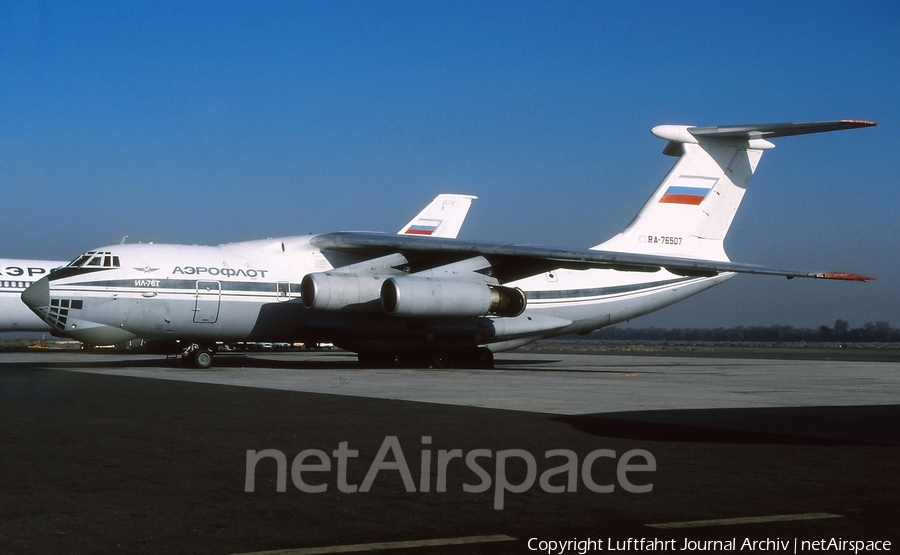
left=311, top=232, right=874, bottom=282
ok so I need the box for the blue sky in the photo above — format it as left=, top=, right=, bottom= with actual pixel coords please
left=1, top=1, right=898, bottom=328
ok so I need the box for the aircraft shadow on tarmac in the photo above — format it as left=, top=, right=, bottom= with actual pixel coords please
left=207, top=354, right=566, bottom=370
left=555, top=405, right=900, bottom=446
left=207, top=353, right=562, bottom=370
left=0, top=357, right=170, bottom=371
left=0, top=351, right=586, bottom=372
left=204, top=353, right=564, bottom=370
left=0, top=352, right=365, bottom=371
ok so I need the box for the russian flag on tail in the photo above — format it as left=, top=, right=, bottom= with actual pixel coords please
left=659, top=185, right=712, bottom=205
left=404, top=224, right=439, bottom=236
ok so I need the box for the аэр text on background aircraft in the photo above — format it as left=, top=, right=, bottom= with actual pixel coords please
left=22, top=120, right=876, bottom=369
left=1, top=259, right=65, bottom=332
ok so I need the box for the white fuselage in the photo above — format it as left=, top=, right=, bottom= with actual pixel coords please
left=0, top=259, right=66, bottom=332
left=27, top=236, right=732, bottom=349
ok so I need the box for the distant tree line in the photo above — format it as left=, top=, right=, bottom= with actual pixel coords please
left=587, top=320, right=900, bottom=343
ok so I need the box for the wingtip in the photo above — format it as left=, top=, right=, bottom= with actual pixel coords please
left=842, top=119, right=878, bottom=127
left=836, top=120, right=878, bottom=132
left=815, top=272, right=876, bottom=282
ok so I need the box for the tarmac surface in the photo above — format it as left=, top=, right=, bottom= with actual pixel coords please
left=1, top=348, right=898, bottom=554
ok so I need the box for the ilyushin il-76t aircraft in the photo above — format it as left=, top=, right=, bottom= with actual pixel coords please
left=23, top=120, right=876, bottom=369
left=3, top=194, right=472, bottom=335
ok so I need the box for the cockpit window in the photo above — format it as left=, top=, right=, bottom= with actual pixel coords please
left=66, top=251, right=121, bottom=269
left=70, top=254, right=92, bottom=267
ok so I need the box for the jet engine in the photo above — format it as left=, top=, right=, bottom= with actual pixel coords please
left=381, top=276, right=526, bottom=318
left=300, top=273, right=386, bottom=311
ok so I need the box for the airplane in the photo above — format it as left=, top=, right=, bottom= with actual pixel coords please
left=22, top=120, right=876, bottom=369
left=0, top=194, right=474, bottom=339
left=1, top=259, right=67, bottom=332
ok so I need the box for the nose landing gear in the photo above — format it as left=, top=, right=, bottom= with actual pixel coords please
left=183, top=343, right=216, bottom=369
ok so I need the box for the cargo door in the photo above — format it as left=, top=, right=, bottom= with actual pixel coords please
left=193, top=280, right=221, bottom=323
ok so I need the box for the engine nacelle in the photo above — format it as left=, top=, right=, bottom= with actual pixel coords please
left=381, top=277, right=526, bottom=318
left=300, top=273, right=386, bottom=311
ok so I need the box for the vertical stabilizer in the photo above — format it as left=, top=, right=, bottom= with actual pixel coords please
left=596, top=120, right=875, bottom=262
left=596, top=133, right=765, bottom=261
left=398, top=194, right=478, bottom=239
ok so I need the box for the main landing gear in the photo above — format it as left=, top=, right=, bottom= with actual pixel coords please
left=357, top=347, right=494, bottom=369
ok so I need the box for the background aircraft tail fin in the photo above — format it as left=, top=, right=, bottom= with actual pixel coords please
left=398, top=194, right=478, bottom=239
left=595, top=120, right=875, bottom=262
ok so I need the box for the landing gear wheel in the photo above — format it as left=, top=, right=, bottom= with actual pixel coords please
left=432, top=352, right=454, bottom=369
left=183, top=345, right=215, bottom=369
left=191, top=348, right=214, bottom=369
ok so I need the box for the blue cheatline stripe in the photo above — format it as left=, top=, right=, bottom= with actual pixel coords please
left=52, top=277, right=699, bottom=300
left=525, top=277, right=693, bottom=300
left=57, top=279, right=304, bottom=293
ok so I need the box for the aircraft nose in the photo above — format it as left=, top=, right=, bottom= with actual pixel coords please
left=22, top=276, right=50, bottom=310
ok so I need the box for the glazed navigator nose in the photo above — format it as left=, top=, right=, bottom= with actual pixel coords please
left=21, top=276, right=50, bottom=310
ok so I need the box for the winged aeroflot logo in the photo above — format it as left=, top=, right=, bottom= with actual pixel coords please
left=134, top=266, right=160, bottom=273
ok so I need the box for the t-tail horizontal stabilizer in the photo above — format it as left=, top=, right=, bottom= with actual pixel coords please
left=686, top=120, right=877, bottom=140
